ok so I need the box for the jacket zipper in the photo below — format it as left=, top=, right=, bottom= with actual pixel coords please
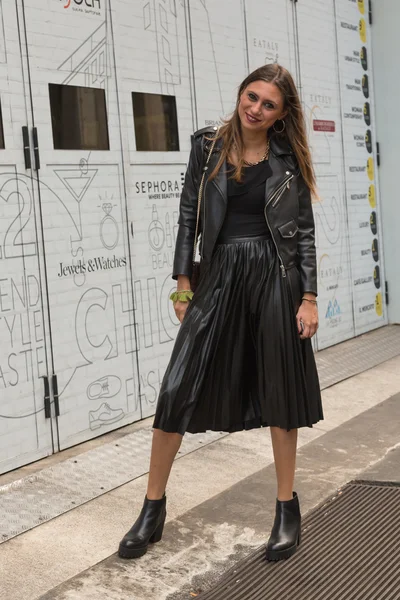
left=201, top=177, right=209, bottom=256
left=264, top=173, right=294, bottom=278
left=264, top=205, right=286, bottom=278
left=268, top=174, right=294, bottom=208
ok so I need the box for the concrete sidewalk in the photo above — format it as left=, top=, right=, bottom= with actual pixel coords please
left=1, top=354, right=400, bottom=600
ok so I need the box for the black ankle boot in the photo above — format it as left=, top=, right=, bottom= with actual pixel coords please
left=118, top=495, right=167, bottom=559
left=266, top=492, right=301, bottom=561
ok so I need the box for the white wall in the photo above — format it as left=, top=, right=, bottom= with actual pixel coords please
left=371, top=0, right=400, bottom=323
left=0, top=0, right=393, bottom=474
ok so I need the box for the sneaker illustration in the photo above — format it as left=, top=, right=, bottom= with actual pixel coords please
left=89, top=403, right=124, bottom=430
left=87, top=376, right=122, bottom=400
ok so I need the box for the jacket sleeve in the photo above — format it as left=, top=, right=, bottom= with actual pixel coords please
left=297, top=174, right=318, bottom=297
left=172, top=137, right=202, bottom=280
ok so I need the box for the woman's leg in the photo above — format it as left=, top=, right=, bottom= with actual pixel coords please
left=270, top=427, right=298, bottom=501
left=266, top=427, right=301, bottom=561
left=118, top=428, right=183, bottom=558
left=147, top=429, right=183, bottom=499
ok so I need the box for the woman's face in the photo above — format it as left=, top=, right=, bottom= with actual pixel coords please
left=238, top=80, right=287, bottom=133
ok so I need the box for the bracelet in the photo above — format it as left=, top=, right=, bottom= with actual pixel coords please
left=170, top=290, right=194, bottom=303
left=302, top=297, right=318, bottom=305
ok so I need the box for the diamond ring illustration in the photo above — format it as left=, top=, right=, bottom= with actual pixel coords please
left=100, top=202, right=119, bottom=250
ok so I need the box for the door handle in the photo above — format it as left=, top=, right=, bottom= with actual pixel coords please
left=52, top=374, right=60, bottom=417
left=42, top=375, right=51, bottom=419
left=22, top=126, right=32, bottom=169
left=32, top=127, right=40, bottom=170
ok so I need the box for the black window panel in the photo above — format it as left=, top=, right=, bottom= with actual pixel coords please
left=132, top=92, right=179, bottom=152
left=49, top=83, right=109, bottom=150
left=0, top=100, right=4, bottom=149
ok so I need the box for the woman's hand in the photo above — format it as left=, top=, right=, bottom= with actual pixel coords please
left=174, top=300, right=190, bottom=323
left=174, top=275, right=191, bottom=323
left=296, top=296, right=319, bottom=339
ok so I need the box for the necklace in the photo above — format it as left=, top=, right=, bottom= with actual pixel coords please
left=243, top=139, right=270, bottom=167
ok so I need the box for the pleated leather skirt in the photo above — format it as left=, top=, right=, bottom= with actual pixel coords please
left=153, top=234, right=323, bottom=435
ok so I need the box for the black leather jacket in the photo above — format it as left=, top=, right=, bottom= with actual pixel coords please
left=173, top=126, right=318, bottom=296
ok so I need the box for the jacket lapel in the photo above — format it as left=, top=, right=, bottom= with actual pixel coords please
left=202, top=154, right=228, bottom=256
left=265, top=134, right=296, bottom=205
left=209, top=156, right=228, bottom=206
left=265, top=152, right=287, bottom=205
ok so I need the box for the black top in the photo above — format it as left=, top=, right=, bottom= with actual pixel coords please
left=217, top=160, right=273, bottom=242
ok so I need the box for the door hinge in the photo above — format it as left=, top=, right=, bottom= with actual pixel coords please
left=376, top=142, right=380, bottom=166
left=32, top=127, right=40, bottom=170
left=368, top=0, right=372, bottom=25
left=52, top=374, right=60, bottom=417
left=385, top=281, right=389, bottom=305
left=22, top=126, right=32, bottom=169
left=42, top=375, right=51, bottom=419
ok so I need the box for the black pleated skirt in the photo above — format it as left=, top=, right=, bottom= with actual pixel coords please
left=153, top=234, right=323, bottom=435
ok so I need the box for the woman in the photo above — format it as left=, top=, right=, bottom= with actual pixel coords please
left=119, top=64, right=322, bottom=562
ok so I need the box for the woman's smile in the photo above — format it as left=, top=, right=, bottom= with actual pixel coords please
left=245, top=112, right=262, bottom=124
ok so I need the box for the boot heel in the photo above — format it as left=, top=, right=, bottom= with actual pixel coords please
left=149, top=520, right=165, bottom=544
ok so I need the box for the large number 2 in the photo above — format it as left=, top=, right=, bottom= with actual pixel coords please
left=0, top=177, right=37, bottom=259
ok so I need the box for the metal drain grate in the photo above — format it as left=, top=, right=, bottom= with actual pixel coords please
left=199, top=481, right=400, bottom=600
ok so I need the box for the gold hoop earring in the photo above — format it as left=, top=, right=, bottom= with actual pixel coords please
left=273, top=120, right=286, bottom=133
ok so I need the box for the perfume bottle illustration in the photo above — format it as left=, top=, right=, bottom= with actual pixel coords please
left=165, top=213, right=173, bottom=248
left=148, top=205, right=165, bottom=251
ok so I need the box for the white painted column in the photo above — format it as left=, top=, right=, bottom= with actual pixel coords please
left=371, top=0, right=400, bottom=323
